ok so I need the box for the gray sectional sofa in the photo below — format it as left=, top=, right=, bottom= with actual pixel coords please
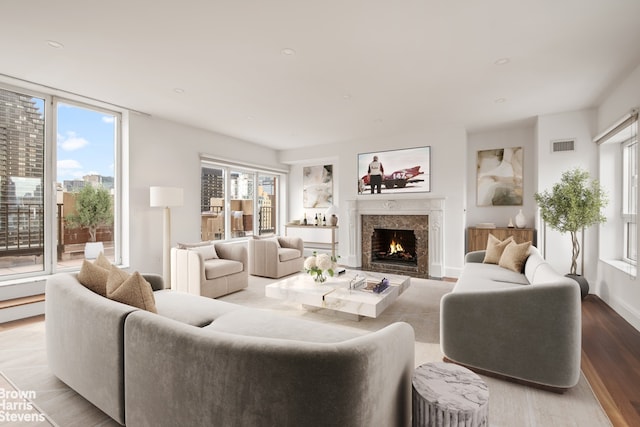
left=440, top=245, right=582, bottom=392
left=45, top=272, right=415, bottom=426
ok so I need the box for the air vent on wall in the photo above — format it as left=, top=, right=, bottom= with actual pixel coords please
left=551, top=139, right=575, bottom=153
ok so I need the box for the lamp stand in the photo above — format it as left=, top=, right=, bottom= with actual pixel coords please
left=163, top=206, right=172, bottom=289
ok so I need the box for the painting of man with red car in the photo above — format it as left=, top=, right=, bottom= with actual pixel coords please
left=357, top=146, right=431, bottom=194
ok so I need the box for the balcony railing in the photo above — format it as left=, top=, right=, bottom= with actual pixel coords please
left=0, top=202, right=44, bottom=256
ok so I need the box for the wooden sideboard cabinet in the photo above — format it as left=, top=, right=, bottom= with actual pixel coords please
left=467, top=227, right=536, bottom=253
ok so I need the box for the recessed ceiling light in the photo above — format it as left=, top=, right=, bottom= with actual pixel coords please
left=47, top=40, right=64, bottom=49
left=247, top=115, right=254, bottom=120
left=281, top=48, right=296, bottom=56
left=342, top=94, right=352, bottom=100
left=494, top=97, right=507, bottom=103
left=494, top=58, right=510, bottom=65
left=173, top=88, right=185, bottom=94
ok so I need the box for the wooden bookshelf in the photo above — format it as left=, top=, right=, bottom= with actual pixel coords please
left=467, top=227, right=536, bottom=253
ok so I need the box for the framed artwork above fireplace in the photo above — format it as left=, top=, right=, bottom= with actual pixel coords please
left=357, top=146, right=431, bottom=195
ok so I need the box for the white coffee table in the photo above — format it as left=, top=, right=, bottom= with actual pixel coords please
left=265, top=270, right=411, bottom=319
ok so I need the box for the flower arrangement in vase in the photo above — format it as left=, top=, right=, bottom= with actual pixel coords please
left=304, top=251, right=337, bottom=283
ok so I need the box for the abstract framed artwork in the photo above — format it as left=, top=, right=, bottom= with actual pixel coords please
left=476, top=146, right=523, bottom=206
left=303, top=164, right=333, bottom=208
left=357, top=146, right=431, bottom=195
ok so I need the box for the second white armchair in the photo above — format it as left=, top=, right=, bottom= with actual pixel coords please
left=248, top=236, right=304, bottom=279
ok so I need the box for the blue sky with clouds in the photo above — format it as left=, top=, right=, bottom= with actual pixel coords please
left=56, top=103, right=115, bottom=183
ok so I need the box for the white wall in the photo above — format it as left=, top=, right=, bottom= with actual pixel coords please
left=280, top=126, right=467, bottom=278
left=128, top=115, right=288, bottom=274
left=466, top=126, right=536, bottom=238
left=535, top=109, right=599, bottom=281
left=595, top=63, right=640, bottom=331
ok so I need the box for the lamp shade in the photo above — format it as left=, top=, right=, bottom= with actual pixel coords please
left=150, top=186, right=183, bottom=207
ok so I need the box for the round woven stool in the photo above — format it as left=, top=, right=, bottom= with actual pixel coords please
left=412, top=362, right=489, bottom=427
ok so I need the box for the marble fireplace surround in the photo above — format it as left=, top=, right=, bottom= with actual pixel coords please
left=346, top=197, right=444, bottom=278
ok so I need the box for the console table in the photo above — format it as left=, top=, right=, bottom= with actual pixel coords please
left=467, top=227, right=536, bottom=253
left=285, top=224, right=338, bottom=258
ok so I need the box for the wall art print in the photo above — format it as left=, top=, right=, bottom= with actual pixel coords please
left=476, top=146, right=523, bottom=206
left=357, top=146, right=431, bottom=195
left=303, top=164, right=333, bottom=208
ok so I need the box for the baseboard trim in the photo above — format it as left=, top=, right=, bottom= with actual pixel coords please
left=0, top=301, right=45, bottom=324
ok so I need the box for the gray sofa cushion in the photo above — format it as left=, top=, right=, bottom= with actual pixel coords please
left=456, top=263, right=529, bottom=292
left=203, top=258, right=243, bottom=279
left=206, top=308, right=362, bottom=343
left=154, top=290, right=242, bottom=326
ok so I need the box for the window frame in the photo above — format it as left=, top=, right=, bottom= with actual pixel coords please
left=622, top=138, right=637, bottom=264
left=53, top=97, right=123, bottom=267
left=0, top=81, right=124, bottom=282
left=597, top=110, right=638, bottom=275
left=200, top=159, right=285, bottom=241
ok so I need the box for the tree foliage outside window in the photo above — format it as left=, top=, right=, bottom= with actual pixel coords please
left=65, top=185, right=113, bottom=242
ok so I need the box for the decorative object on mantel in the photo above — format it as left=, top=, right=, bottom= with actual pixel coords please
left=515, top=209, right=526, bottom=228
left=303, top=251, right=337, bottom=283
left=507, top=218, right=515, bottom=228
left=382, top=200, right=398, bottom=210
left=534, top=168, right=608, bottom=299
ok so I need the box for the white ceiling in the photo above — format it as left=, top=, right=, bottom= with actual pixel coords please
left=2, top=1, right=639, bottom=150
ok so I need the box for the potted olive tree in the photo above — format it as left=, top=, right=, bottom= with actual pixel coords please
left=534, top=168, right=607, bottom=299
left=65, top=185, right=114, bottom=259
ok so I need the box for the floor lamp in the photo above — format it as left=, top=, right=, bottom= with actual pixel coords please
left=150, top=186, right=183, bottom=290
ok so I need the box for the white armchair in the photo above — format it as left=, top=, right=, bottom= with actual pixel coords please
left=171, top=241, right=248, bottom=298
left=248, top=236, right=304, bottom=279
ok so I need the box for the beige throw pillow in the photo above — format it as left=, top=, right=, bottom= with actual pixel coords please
left=77, top=259, right=110, bottom=296
left=483, top=234, right=514, bottom=264
left=94, top=252, right=112, bottom=270
left=106, top=265, right=157, bottom=313
left=188, top=244, right=219, bottom=260
left=499, top=240, right=532, bottom=273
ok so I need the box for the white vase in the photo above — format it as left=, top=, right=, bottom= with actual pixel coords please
left=84, top=241, right=104, bottom=260
left=515, top=209, right=526, bottom=228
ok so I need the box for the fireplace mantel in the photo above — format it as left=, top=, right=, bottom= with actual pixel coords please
left=345, top=197, right=445, bottom=278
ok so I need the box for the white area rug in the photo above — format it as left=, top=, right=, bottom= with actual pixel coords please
left=0, top=275, right=611, bottom=426
left=220, top=275, right=613, bottom=427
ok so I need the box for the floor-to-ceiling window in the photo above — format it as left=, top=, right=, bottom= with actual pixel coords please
left=0, top=88, right=46, bottom=277
left=200, top=160, right=282, bottom=241
left=257, top=174, right=277, bottom=235
left=0, top=85, right=122, bottom=280
left=56, top=101, right=119, bottom=268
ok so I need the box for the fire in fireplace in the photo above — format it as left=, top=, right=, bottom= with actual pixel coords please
left=371, top=228, right=417, bottom=265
